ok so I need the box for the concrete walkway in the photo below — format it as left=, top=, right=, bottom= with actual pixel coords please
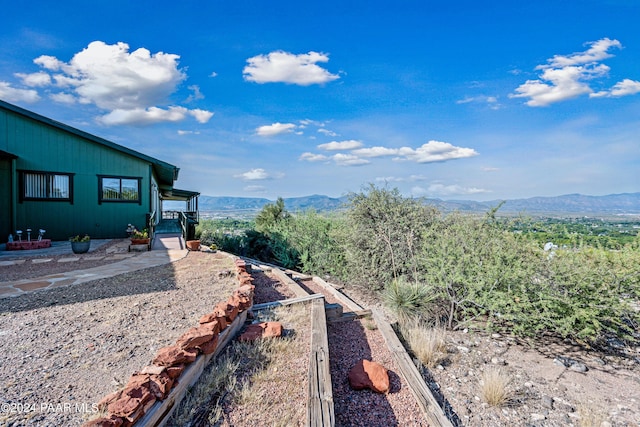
left=0, top=234, right=187, bottom=299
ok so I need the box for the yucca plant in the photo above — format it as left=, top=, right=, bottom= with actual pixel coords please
left=383, top=277, right=433, bottom=322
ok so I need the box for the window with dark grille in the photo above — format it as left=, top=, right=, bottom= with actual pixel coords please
left=98, top=176, right=141, bottom=204
left=19, top=171, right=73, bottom=202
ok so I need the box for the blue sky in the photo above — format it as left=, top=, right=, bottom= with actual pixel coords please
left=1, top=0, right=639, bottom=201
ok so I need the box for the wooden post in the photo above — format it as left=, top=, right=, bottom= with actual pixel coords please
left=307, top=297, right=334, bottom=427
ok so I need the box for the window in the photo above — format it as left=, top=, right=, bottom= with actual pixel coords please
left=98, top=176, right=141, bottom=204
left=19, top=171, right=73, bottom=202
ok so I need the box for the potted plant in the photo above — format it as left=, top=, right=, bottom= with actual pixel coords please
left=130, top=228, right=150, bottom=245
left=69, top=234, right=91, bottom=254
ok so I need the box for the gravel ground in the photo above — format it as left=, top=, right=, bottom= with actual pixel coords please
left=0, top=251, right=239, bottom=427
left=2, top=249, right=638, bottom=426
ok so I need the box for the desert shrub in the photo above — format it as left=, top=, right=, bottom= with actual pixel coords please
left=344, top=184, right=438, bottom=290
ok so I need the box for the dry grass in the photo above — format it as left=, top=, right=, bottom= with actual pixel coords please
left=167, top=303, right=310, bottom=427
left=578, top=405, right=608, bottom=427
left=479, top=368, right=511, bottom=407
left=401, top=319, right=446, bottom=368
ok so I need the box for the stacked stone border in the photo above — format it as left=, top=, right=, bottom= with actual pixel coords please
left=82, top=258, right=255, bottom=427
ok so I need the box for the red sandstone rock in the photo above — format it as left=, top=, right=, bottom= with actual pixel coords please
left=81, top=415, right=124, bottom=427
left=198, top=319, right=222, bottom=335
left=197, top=334, right=219, bottom=354
left=239, top=322, right=283, bottom=342
left=348, top=359, right=390, bottom=393
left=176, top=325, right=216, bottom=351
left=126, top=372, right=174, bottom=400
left=216, top=301, right=239, bottom=322
left=152, top=345, right=197, bottom=367
left=107, top=385, right=156, bottom=424
left=97, top=390, right=123, bottom=411
left=165, top=365, right=185, bottom=379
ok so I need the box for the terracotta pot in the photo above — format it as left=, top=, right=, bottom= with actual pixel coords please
left=186, top=240, right=201, bottom=251
left=130, top=238, right=150, bottom=245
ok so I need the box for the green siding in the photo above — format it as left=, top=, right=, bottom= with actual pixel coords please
left=0, top=159, right=11, bottom=239
left=0, top=108, right=156, bottom=240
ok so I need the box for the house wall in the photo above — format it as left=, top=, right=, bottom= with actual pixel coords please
left=0, top=158, right=12, bottom=239
left=0, top=108, right=154, bottom=240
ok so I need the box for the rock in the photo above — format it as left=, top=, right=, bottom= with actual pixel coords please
left=541, top=395, right=554, bottom=409
left=152, top=345, right=197, bottom=367
left=457, top=346, right=470, bottom=354
left=348, top=359, right=390, bottom=393
left=197, top=335, right=219, bottom=355
left=491, top=357, right=506, bottom=365
left=569, top=362, right=588, bottom=373
left=176, top=325, right=216, bottom=351
left=491, top=333, right=502, bottom=339
left=165, top=365, right=185, bottom=379
left=216, top=301, right=239, bottom=323
left=239, top=322, right=283, bottom=342
left=531, top=413, right=546, bottom=421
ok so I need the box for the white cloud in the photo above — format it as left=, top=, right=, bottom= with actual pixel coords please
left=399, top=141, right=478, bottom=163
left=353, top=141, right=478, bottom=163
left=98, top=106, right=194, bottom=126
left=256, top=122, right=297, bottom=136
left=352, top=146, right=399, bottom=157
left=375, top=176, right=406, bottom=182
left=49, top=92, right=76, bottom=104
left=243, top=51, right=340, bottom=86
left=317, top=128, right=338, bottom=137
left=0, top=81, right=40, bottom=103
left=185, top=85, right=204, bottom=102
left=299, top=152, right=329, bottom=162
left=177, top=130, right=200, bottom=135
left=590, top=78, right=640, bottom=98
left=189, top=109, right=214, bottom=123
left=27, top=41, right=214, bottom=125
left=482, top=167, right=500, bottom=172
left=332, top=153, right=370, bottom=166
left=317, top=140, right=363, bottom=151
left=510, top=38, right=639, bottom=106
left=234, top=168, right=284, bottom=181
left=15, top=71, right=51, bottom=87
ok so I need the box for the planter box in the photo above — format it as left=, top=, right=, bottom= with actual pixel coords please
left=130, top=238, right=150, bottom=245
left=6, top=239, right=52, bottom=251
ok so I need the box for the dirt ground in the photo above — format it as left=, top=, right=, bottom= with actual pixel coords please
left=0, top=248, right=639, bottom=426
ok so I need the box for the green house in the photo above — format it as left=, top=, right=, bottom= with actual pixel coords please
left=0, top=99, right=199, bottom=242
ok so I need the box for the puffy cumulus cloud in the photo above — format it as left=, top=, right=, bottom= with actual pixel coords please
left=590, top=78, right=640, bottom=98
left=26, top=41, right=213, bottom=125
left=412, top=183, right=490, bottom=197
left=16, top=71, right=51, bottom=87
left=49, top=92, right=76, bottom=104
left=332, top=153, right=369, bottom=166
left=510, top=38, right=640, bottom=106
left=98, top=106, right=212, bottom=126
left=353, top=141, right=478, bottom=163
left=0, top=82, right=40, bottom=103
left=397, top=141, right=479, bottom=163
left=317, top=140, right=363, bottom=151
left=234, top=168, right=284, bottom=181
left=243, top=51, right=340, bottom=86
left=299, top=152, right=329, bottom=162
left=256, top=122, right=297, bottom=136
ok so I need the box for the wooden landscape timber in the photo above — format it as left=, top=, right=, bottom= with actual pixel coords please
left=308, top=297, right=335, bottom=427
left=371, top=309, right=454, bottom=427
left=311, top=276, right=364, bottom=312
left=138, top=309, right=249, bottom=427
left=251, top=293, right=325, bottom=311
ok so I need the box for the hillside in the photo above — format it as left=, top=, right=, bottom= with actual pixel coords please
left=196, top=192, right=640, bottom=217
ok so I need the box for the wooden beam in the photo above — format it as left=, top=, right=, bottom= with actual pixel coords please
left=371, top=309, right=453, bottom=427
left=138, top=309, right=248, bottom=427
left=307, top=297, right=334, bottom=427
left=311, top=276, right=364, bottom=312
left=269, top=267, right=310, bottom=298
left=252, top=294, right=325, bottom=311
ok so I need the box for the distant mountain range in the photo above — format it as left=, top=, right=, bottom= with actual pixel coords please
left=197, top=192, right=640, bottom=217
